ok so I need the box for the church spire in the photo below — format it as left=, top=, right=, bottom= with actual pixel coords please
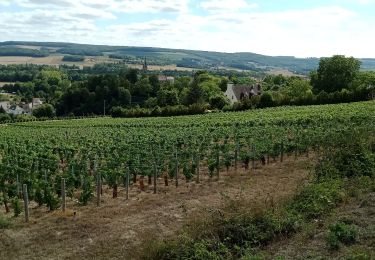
left=143, top=57, right=148, bottom=71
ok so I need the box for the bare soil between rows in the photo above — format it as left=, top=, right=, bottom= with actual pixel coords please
left=0, top=156, right=313, bottom=260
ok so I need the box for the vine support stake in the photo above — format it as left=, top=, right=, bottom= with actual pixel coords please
left=96, top=172, right=101, bottom=207
left=196, top=152, right=200, bottom=184
left=216, top=144, right=220, bottom=180
left=153, top=163, right=157, bottom=194
left=61, top=178, right=66, bottom=212
left=234, top=142, right=238, bottom=173
left=280, top=142, right=284, bottom=163
left=252, top=145, right=256, bottom=173
left=175, top=146, right=179, bottom=188
left=22, top=184, right=29, bottom=223
left=126, top=166, right=129, bottom=200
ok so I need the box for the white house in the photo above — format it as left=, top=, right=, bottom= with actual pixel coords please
left=32, top=98, right=43, bottom=108
left=0, top=101, right=10, bottom=111
left=158, top=75, right=175, bottom=84
left=0, top=98, right=44, bottom=116
left=7, top=105, right=26, bottom=115
left=225, top=83, right=262, bottom=104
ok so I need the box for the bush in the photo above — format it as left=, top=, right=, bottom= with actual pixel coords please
left=0, top=214, right=11, bottom=229
left=288, top=179, right=344, bottom=219
left=44, top=186, right=60, bottom=211
left=33, top=104, right=56, bottom=118
left=62, top=55, right=85, bottom=62
left=316, top=139, right=375, bottom=180
left=0, top=113, right=11, bottom=122
left=15, top=114, right=36, bottom=122
left=12, top=198, right=22, bottom=217
left=209, top=95, right=229, bottom=109
left=327, top=222, right=357, bottom=250
left=259, top=92, right=275, bottom=108
left=111, top=104, right=208, bottom=118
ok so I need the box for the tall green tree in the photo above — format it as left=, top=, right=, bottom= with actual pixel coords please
left=311, top=55, right=361, bottom=93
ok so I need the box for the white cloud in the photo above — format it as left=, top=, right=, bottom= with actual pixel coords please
left=15, top=0, right=190, bottom=14
left=200, top=0, right=258, bottom=12
left=0, top=0, right=11, bottom=6
left=98, top=6, right=374, bottom=58
left=113, top=0, right=190, bottom=13
left=351, top=0, right=375, bottom=4
left=1, top=1, right=375, bottom=58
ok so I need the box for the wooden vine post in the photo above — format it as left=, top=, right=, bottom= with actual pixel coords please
left=126, top=165, right=129, bottom=200
left=234, top=140, right=238, bottom=173
left=175, top=145, right=179, bottom=188
left=153, top=145, right=157, bottom=194
left=196, top=148, right=200, bottom=184
left=95, top=161, right=101, bottom=207
left=233, top=124, right=239, bottom=173
left=216, top=144, right=220, bottom=180
left=280, top=141, right=284, bottom=163
left=22, top=184, right=29, bottom=223
left=61, top=178, right=66, bottom=212
left=252, top=145, right=256, bottom=173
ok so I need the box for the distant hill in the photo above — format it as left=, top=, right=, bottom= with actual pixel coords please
left=1, top=41, right=375, bottom=74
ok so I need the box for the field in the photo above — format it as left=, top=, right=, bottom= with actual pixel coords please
left=0, top=55, right=195, bottom=71
left=0, top=101, right=374, bottom=259
left=0, top=56, right=64, bottom=66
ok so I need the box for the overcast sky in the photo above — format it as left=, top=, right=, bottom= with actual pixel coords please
left=0, top=0, right=374, bottom=58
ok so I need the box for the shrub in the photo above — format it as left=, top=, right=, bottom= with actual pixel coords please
left=33, top=104, right=56, bottom=118
left=0, top=113, right=11, bottom=122
left=209, top=95, right=229, bottom=110
left=44, top=186, right=60, bottom=211
left=316, top=139, right=375, bottom=180
left=79, top=176, right=93, bottom=205
left=289, top=179, right=344, bottom=219
left=327, top=222, right=357, bottom=250
left=12, top=198, right=22, bottom=217
left=0, top=214, right=11, bottom=229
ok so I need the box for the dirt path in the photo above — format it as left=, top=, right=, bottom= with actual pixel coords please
left=0, top=156, right=312, bottom=260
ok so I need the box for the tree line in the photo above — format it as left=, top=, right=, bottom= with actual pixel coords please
left=0, top=55, right=374, bottom=120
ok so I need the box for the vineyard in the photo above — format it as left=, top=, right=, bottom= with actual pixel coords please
left=0, top=101, right=374, bottom=219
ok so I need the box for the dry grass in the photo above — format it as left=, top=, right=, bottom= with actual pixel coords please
left=0, top=56, right=63, bottom=66
left=127, top=64, right=194, bottom=71
left=268, top=68, right=301, bottom=77
left=14, top=45, right=42, bottom=50
left=0, top=55, right=195, bottom=71
left=0, top=155, right=314, bottom=260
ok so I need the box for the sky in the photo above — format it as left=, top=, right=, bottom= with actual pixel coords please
left=0, top=0, right=375, bottom=58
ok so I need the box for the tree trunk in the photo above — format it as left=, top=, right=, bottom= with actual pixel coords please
left=112, top=184, right=118, bottom=198
left=164, top=174, right=169, bottom=186
left=4, top=200, right=9, bottom=214
left=133, top=173, right=137, bottom=184
left=139, top=177, right=145, bottom=191
left=148, top=175, right=152, bottom=185
left=261, top=156, right=266, bottom=166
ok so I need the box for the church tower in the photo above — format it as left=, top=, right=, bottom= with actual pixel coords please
left=142, top=57, right=148, bottom=71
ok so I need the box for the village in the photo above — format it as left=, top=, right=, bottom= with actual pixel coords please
left=0, top=97, right=43, bottom=115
